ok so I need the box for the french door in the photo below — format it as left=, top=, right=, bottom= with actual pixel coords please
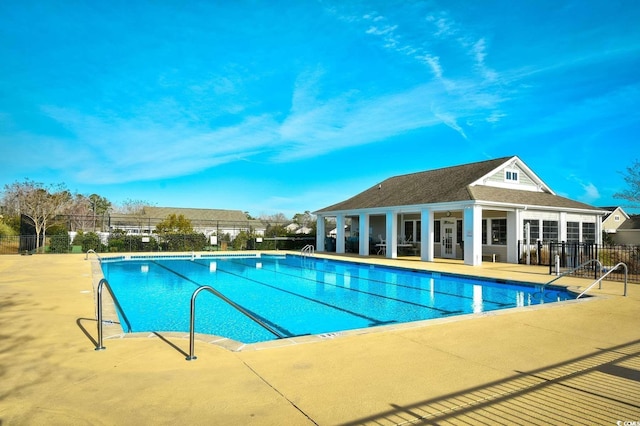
left=442, top=222, right=455, bottom=258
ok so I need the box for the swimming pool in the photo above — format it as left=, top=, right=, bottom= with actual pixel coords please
left=99, top=254, right=575, bottom=344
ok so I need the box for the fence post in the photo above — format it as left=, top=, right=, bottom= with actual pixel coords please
left=536, top=241, right=541, bottom=266
left=594, top=244, right=598, bottom=280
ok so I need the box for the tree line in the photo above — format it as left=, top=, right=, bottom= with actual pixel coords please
left=0, top=179, right=317, bottom=253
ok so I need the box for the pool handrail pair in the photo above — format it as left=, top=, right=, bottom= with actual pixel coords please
left=186, top=286, right=285, bottom=360
left=301, top=244, right=315, bottom=257
left=95, top=278, right=132, bottom=350
left=576, top=262, right=627, bottom=298
left=94, top=278, right=285, bottom=360
left=85, top=249, right=102, bottom=262
left=544, top=259, right=627, bottom=298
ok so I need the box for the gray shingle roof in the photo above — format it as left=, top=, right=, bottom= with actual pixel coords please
left=468, top=186, right=597, bottom=210
left=109, top=206, right=252, bottom=227
left=316, top=156, right=599, bottom=213
left=317, top=157, right=510, bottom=212
left=142, top=206, right=248, bottom=222
left=618, top=215, right=640, bottom=230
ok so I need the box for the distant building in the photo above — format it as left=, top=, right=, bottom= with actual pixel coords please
left=108, top=206, right=268, bottom=239
left=611, top=214, right=640, bottom=245
left=285, top=223, right=313, bottom=234
left=600, top=206, right=630, bottom=235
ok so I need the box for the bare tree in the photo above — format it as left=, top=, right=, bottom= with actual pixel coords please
left=293, top=211, right=316, bottom=228
left=614, top=160, right=640, bottom=209
left=88, top=194, right=112, bottom=231
left=63, top=194, right=111, bottom=232
left=259, top=212, right=289, bottom=223
left=2, top=180, right=73, bottom=252
left=116, top=198, right=149, bottom=215
left=114, top=199, right=153, bottom=233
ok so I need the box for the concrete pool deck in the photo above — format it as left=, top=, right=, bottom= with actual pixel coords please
left=1, top=252, right=638, bottom=425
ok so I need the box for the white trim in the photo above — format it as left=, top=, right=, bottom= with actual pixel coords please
left=469, top=156, right=556, bottom=195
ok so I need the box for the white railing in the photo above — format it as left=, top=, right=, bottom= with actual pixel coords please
left=85, top=249, right=102, bottom=261
left=544, top=259, right=628, bottom=298
left=577, top=262, right=628, bottom=298
left=301, top=244, right=315, bottom=257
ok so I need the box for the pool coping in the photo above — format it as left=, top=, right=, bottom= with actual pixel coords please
left=91, top=251, right=605, bottom=352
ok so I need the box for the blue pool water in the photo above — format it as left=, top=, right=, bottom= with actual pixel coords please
left=100, top=254, right=575, bottom=344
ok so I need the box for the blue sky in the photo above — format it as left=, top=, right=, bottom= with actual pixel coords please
left=1, top=1, right=639, bottom=217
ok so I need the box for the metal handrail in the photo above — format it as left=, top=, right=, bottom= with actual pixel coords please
left=95, top=278, right=132, bottom=350
left=544, top=259, right=603, bottom=287
left=577, top=262, right=628, bottom=299
left=301, top=244, right=315, bottom=257
left=186, top=285, right=284, bottom=361
left=85, top=249, right=102, bottom=261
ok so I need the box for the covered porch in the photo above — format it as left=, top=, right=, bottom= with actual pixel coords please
left=316, top=204, right=516, bottom=266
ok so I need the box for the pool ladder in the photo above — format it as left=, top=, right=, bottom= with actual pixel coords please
left=301, top=244, right=315, bottom=257
left=544, top=259, right=628, bottom=298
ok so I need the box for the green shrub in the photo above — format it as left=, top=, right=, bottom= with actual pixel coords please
left=49, top=234, right=71, bottom=253
left=72, top=231, right=85, bottom=246
left=0, top=222, right=17, bottom=237
left=82, top=232, right=104, bottom=252
left=160, top=233, right=207, bottom=251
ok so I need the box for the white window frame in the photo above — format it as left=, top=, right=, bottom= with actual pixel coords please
left=504, top=169, right=519, bottom=183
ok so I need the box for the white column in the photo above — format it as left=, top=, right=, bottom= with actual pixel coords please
left=359, top=213, right=370, bottom=256
left=559, top=211, right=567, bottom=243
left=421, top=208, right=434, bottom=261
left=386, top=211, right=398, bottom=258
left=336, top=214, right=345, bottom=254
left=506, top=210, right=518, bottom=263
left=463, top=205, right=482, bottom=266
left=316, top=216, right=325, bottom=251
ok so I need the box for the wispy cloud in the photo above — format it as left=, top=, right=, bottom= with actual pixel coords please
left=25, top=74, right=460, bottom=184
left=568, top=174, right=601, bottom=204
left=334, top=4, right=506, bottom=138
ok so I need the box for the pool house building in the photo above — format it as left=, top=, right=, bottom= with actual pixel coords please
left=314, top=156, right=605, bottom=266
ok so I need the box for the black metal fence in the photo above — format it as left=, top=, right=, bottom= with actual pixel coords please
left=518, top=241, right=639, bottom=283
left=0, top=235, right=39, bottom=254
left=0, top=234, right=316, bottom=255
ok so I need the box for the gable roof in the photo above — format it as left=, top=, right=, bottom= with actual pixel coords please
left=316, top=156, right=599, bottom=213
left=598, top=206, right=630, bottom=221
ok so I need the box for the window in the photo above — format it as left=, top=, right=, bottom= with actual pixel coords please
left=614, top=215, right=620, bottom=222
left=404, top=221, right=413, bottom=241
left=491, top=219, right=507, bottom=245
left=482, top=219, right=487, bottom=244
left=505, top=169, right=519, bottom=182
left=583, top=222, right=596, bottom=243
left=403, top=220, right=421, bottom=242
left=542, top=220, right=558, bottom=242
left=523, top=219, right=539, bottom=242
left=567, top=222, right=579, bottom=243
left=434, top=220, right=441, bottom=243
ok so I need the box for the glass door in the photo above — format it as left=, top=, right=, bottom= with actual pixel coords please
left=442, top=222, right=455, bottom=258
